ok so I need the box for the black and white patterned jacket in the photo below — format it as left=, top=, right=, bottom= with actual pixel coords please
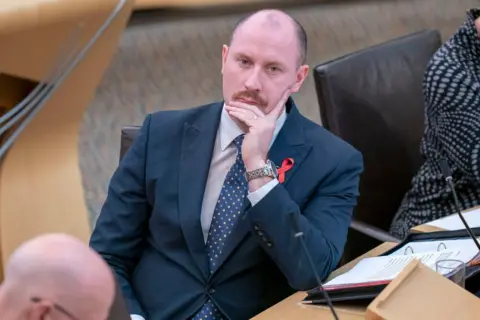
left=390, top=8, right=480, bottom=239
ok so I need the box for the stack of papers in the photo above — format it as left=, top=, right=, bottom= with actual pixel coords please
left=426, top=207, right=480, bottom=230
left=323, top=238, right=480, bottom=290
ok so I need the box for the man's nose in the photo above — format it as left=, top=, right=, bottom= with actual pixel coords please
left=244, top=68, right=262, bottom=91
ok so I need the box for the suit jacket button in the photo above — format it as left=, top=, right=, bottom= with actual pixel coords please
left=209, top=288, right=216, bottom=294
left=257, top=231, right=264, bottom=236
left=266, top=241, right=273, bottom=248
left=253, top=224, right=261, bottom=231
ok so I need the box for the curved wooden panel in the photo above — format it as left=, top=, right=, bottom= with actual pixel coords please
left=0, top=0, right=135, bottom=277
left=134, top=0, right=268, bottom=10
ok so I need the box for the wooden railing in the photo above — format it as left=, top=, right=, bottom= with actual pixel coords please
left=0, top=0, right=136, bottom=278
left=134, top=0, right=277, bottom=10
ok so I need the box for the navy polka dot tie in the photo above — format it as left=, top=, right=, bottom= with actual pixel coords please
left=192, top=134, right=247, bottom=320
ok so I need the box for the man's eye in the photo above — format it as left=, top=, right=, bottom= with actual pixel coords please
left=266, top=65, right=282, bottom=73
left=238, top=59, right=250, bottom=66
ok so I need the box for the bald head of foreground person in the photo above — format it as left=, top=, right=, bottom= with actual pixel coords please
left=0, top=233, right=115, bottom=320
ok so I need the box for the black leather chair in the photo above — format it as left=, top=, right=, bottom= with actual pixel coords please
left=119, top=125, right=141, bottom=161
left=107, top=127, right=138, bottom=320
left=313, top=30, right=442, bottom=262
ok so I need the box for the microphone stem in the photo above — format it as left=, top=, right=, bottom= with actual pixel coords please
left=296, top=231, right=339, bottom=320
left=446, top=179, right=480, bottom=251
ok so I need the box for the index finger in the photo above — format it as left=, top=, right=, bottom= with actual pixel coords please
left=267, top=87, right=291, bottom=120
left=227, top=100, right=265, bottom=117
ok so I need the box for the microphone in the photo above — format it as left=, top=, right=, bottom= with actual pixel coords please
left=438, top=158, right=480, bottom=251
left=291, top=213, right=339, bottom=320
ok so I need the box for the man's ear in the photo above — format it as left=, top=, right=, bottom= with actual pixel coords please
left=290, top=65, right=309, bottom=93
left=221, top=45, right=229, bottom=74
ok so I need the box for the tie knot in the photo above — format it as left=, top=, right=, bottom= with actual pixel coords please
left=233, top=134, right=244, bottom=152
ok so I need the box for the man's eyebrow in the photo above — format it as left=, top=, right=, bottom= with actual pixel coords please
left=232, top=51, right=288, bottom=68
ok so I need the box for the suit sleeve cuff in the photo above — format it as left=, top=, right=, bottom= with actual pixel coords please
left=131, top=315, right=145, bottom=320
left=247, top=178, right=279, bottom=206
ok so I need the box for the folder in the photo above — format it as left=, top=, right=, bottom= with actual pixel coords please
left=304, top=228, right=480, bottom=305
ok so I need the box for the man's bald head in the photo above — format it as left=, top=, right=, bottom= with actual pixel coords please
left=0, top=233, right=115, bottom=320
left=230, top=9, right=307, bottom=65
left=221, top=8, right=310, bottom=117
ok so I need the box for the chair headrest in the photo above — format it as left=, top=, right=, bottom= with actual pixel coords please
left=120, top=125, right=140, bottom=161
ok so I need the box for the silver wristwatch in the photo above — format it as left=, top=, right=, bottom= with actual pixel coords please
left=245, top=160, right=278, bottom=182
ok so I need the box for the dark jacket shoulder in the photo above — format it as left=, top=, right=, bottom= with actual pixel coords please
left=148, top=102, right=222, bottom=129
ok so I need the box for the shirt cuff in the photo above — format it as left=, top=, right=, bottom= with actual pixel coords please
left=247, top=178, right=279, bottom=206
left=131, top=315, right=145, bottom=320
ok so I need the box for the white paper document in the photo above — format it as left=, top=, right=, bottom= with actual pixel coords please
left=427, top=207, right=480, bottom=230
left=324, top=238, right=480, bottom=289
left=389, top=237, right=480, bottom=257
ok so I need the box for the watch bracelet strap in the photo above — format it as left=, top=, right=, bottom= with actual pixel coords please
left=245, top=165, right=275, bottom=182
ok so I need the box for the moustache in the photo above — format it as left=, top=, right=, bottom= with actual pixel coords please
left=232, top=91, right=267, bottom=107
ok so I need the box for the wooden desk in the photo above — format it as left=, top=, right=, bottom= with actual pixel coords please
left=253, top=211, right=479, bottom=319
left=411, top=224, right=445, bottom=233
left=251, top=242, right=397, bottom=320
left=134, top=0, right=275, bottom=10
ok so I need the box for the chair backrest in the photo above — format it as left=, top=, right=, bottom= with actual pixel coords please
left=313, top=29, right=442, bottom=236
left=120, top=125, right=141, bottom=161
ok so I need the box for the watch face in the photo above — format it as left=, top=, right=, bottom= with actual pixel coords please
left=268, top=160, right=278, bottom=177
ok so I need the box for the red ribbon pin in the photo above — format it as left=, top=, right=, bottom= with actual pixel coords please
left=278, top=158, right=294, bottom=183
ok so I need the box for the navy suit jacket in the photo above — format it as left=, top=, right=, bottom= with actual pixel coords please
left=90, top=98, right=363, bottom=320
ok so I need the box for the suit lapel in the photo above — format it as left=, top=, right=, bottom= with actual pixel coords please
left=211, top=98, right=312, bottom=274
left=178, top=103, right=223, bottom=281
left=268, top=107, right=312, bottom=187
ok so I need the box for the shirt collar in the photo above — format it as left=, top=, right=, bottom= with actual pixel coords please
left=219, top=104, right=287, bottom=151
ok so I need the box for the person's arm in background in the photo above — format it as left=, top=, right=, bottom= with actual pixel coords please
left=424, top=56, right=480, bottom=180
left=90, top=115, right=153, bottom=319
